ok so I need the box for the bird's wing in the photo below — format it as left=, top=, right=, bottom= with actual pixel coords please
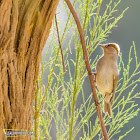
left=110, top=74, right=119, bottom=102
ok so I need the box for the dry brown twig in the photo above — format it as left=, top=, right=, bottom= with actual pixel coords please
left=55, top=14, right=66, bottom=73
left=64, top=0, right=109, bottom=139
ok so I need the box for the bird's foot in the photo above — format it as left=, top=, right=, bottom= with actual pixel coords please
left=95, top=95, right=106, bottom=106
left=89, top=72, right=96, bottom=82
left=95, top=101, right=101, bottom=106
left=89, top=72, right=96, bottom=75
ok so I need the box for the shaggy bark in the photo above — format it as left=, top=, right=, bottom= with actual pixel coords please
left=0, top=0, right=59, bottom=139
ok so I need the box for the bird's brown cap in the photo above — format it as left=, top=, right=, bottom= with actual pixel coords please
left=98, top=43, right=120, bottom=55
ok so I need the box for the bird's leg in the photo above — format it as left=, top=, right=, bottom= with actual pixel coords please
left=89, top=72, right=96, bottom=83
left=90, top=72, right=96, bottom=75
left=99, top=95, right=106, bottom=104
left=95, top=95, right=106, bottom=106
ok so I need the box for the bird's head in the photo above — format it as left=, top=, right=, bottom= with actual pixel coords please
left=98, top=43, right=120, bottom=56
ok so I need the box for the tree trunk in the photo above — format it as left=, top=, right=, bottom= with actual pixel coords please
left=0, top=0, right=59, bottom=139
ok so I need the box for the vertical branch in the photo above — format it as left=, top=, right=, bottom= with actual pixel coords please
left=55, top=14, right=66, bottom=73
left=69, top=40, right=81, bottom=140
left=64, top=0, right=109, bottom=140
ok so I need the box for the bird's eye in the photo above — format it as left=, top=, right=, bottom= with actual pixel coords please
left=105, top=45, right=111, bottom=48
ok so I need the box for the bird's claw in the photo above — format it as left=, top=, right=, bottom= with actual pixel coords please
left=95, top=101, right=101, bottom=106
left=89, top=72, right=96, bottom=75
left=89, top=72, right=96, bottom=83
left=95, top=95, right=106, bottom=106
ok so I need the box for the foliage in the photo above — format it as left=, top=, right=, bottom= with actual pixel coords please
left=33, top=0, right=140, bottom=139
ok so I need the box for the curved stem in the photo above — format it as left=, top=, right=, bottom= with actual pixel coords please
left=64, top=0, right=109, bottom=139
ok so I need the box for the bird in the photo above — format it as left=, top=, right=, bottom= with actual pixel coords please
left=94, top=43, right=120, bottom=117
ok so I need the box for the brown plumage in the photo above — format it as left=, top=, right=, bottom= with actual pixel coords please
left=95, top=43, right=120, bottom=117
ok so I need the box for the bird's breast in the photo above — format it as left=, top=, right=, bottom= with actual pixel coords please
left=95, top=58, right=117, bottom=96
left=96, top=73, right=113, bottom=96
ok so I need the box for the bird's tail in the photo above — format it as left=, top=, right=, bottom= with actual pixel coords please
left=104, top=100, right=112, bottom=118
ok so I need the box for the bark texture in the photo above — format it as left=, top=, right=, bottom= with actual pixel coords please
left=0, top=0, right=59, bottom=139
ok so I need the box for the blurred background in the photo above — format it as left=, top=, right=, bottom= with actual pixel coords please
left=42, top=0, right=140, bottom=139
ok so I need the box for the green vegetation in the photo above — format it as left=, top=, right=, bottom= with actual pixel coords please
left=33, top=0, right=140, bottom=139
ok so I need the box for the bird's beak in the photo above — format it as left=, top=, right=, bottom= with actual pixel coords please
left=98, top=44, right=104, bottom=48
